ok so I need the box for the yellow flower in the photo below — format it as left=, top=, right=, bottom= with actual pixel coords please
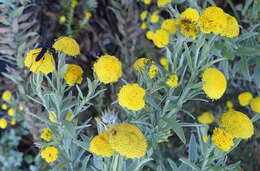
left=226, top=100, right=233, bottom=109
left=202, top=136, right=208, bottom=143
left=64, top=64, right=83, bottom=85
left=118, top=84, right=145, bottom=111
left=201, top=67, right=227, bottom=100
left=2, top=90, right=12, bottom=101
left=93, top=55, right=122, bottom=84
left=146, top=31, right=154, bottom=40
left=141, top=22, right=148, bottom=30
left=212, top=128, right=234, bottom=152
left=160, top=57, right=169, bottom=70
left=161, top=19, right=178, bottom=35
left=150, top=11, right=160, bottom=23
left=85, top=11, right=92, bottom=19
left=108, top=123, right=147, bottom=158
left=71, top=0, right=78, bottom=8
left=197, top=112, right=215, bottom=124
left=18, top=105, right=24, bottom=111
left=89, top=131, right=113, bottom=157
left=143, top=0, right=151, bottom=5
left=0, top=118, right=7, bottom=129
left=157, top=0, right=172, bottom=7
left=198, top=6, right=227, bottom=34
left=140, top=10, right=148, bottom=20
left=238, top=92, right=253, bottom=106
left=179, top=8, right=200, bottom=39
left=166, top=74, right=178, bottom=88
left=11, top=118, right=16, bottom=125
left=53, top=37, right=80, bottom=56
left=24, top=48, right=55, bottom=74
left=152, top=29, right=170, bottom=48
left=49, top=112, right=58, bottom=123
left=59, top=16, right=66, bottom=23
left=250, top=97, right=260, bottom=113
left=65, top=111, right=73, bottom=120
left=7, top=108, right=15, bottom=117
left=219, top=110, right=254, bottom=139
left=133, top=58, right=158, bottom=78
left=40, top=146, right=59, bottom=163
left=40, top=128, right=53, bottom=142
left=220, top=13, right=239, bottom=38
left=1, top=104, right=8, bottom=110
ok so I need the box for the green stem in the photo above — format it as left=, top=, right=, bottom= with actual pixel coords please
left=201, top=145, right=214, bottom=171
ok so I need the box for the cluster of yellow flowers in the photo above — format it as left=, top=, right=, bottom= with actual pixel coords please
left=238, top=92, right=260, bottom=113
left=142, top=6, right=239, bottom=48
left=89, top=123, right=147, bottom=158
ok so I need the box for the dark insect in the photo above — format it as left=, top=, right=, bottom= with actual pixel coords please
left=111, top=129, right=117, bottom=135
left=35, top=39, right=55, bottom=62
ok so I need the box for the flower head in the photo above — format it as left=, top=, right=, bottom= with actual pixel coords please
left=143, top=0, right=151, bottom=5
left=18, top=105, right=24, bottom=111
left=40, top=128, right=53, bottom=142
left=118, top=84, right=145, bottom=111
left=1, top=104, right=8, bottom=110
left=166, top=74, right=178, bottom=88
left=0, top=118, right=7, bottom=129
left=198, top=6, right=227, bottom=34
left=93, top=55, right=122, bottom=84
left=133, top=58, right=158, bottom=78
left=201, top=67, right=227, bottom=100
left=161, top=19, right=178, bottom=35
left=160, top=57, right=169, bottom=70
left=146, top=31, right=155, bottom=40
left=220, top=13, right=239, bottom=38
left=59, top=16, right=66, bottom=23
left=71, top=0, right=78, bottom=8
left=197, top=112, right=215, bottom=124
left=108, top=123, right=147, bottom=158
left=226, top=100, right=233, bottom=109
left=179, top=8, right=200, bottom=39
left=64, top=64, right=83, bottom=85
left=250, top=97, right=260, bottom=113
left=11, top=118, right=16, bottom=125
left=40, top=146, right=59, bottom=163
left=53, top=37, right=80, bottom=56
left=150, top=11, right=160, bottom=23
left=152, top=29, right=170, bottom=48
left=89, top=131, right=113, bottom=157
left=2, top=90, right=12, bottom=101
left=85, top=11, right=92, bottom=19
left=238, top=92, right=253, bottom=106
left=24, top=48, right=55, bottom=74
left=219, top=110, right=254, bottom=139
left=7, top=108, right=15, bottom=117
left=140, top=10, right=148, bottom=21
left=212, top=128, right=234, bottom=151
left=141, top=22, right=148, bottom=29
left=157, top=0, right=172, bottom=7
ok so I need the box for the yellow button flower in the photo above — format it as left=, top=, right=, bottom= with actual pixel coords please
left=161, top=19, right=178, bottom=35
left=93, top=55, right=122, bottom=84
left=226, top=100, right=233, bottom=109
left=18, top=105, right=24, bottom=111
left=201, top=67, right=227, bottom=100
left=85, top=11, right=92, bottom=19
left=7, top=108, right=15, bottom=117
left=118, top=84, right=145, bottom=111
left=179, top=8, right=200, bottom=40
left=49, top=112, right=58, bottom=123
left=150, top=11, right=160, bottom=23
left=140, top=10, right=148, bottom=21
left=166, top=74, right=178, bottom=88
left=157, top=0, right=172, bottom=7
left=250, top=97, right=260, bottom=113
left=2, top=90, right=12, bottom=101
left=11, top=118, right=16, bottom=125
left=160, top=57, right=169, bottom=70
left=141, top=22, right=148, bottom=30
left=71, top=0, right=78, bottom=8
left=146, top=31, right=155, bottom=40
left=59, top=16, right=66, bottom=23
left=212, top=128, right=234, bottom=152
left=143, top=0, right=151, bottom=5
left=133, top=58, right=158, bottom=78
left=53, top=37, right=80, bottom=56
left=198, top=6, right=228, bottom=34
left=108, top=123, right=147, bottom=158
left=238, top=92, right=253, bottom=106
left=24, top=48, right=55, bottom=74
left=219, top=110, right=254, bottom=139
left=89, top=131, right=113, bottom=157
left=64, top=64, right=83, bottom=86
left=1, top=104, right=8, bottom=110
left=40, top=146, right=59, bottom=163
left=0, top=118, right=7, bottom=129
left=220, top=13, right=239, bottom=38
left=40, top=128, right=53, bottom=142
left=152, top=29, right=170, bottom=48
left=197, top=112, right=215, bottom=124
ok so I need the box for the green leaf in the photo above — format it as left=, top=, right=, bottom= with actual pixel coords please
left=163, top=118, right=186, bottom=144
left=11, top=7, right=25, bottom=18
left=188, top=134, right=198, bottom=162
left=237, top=47, right=260, bottom=56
